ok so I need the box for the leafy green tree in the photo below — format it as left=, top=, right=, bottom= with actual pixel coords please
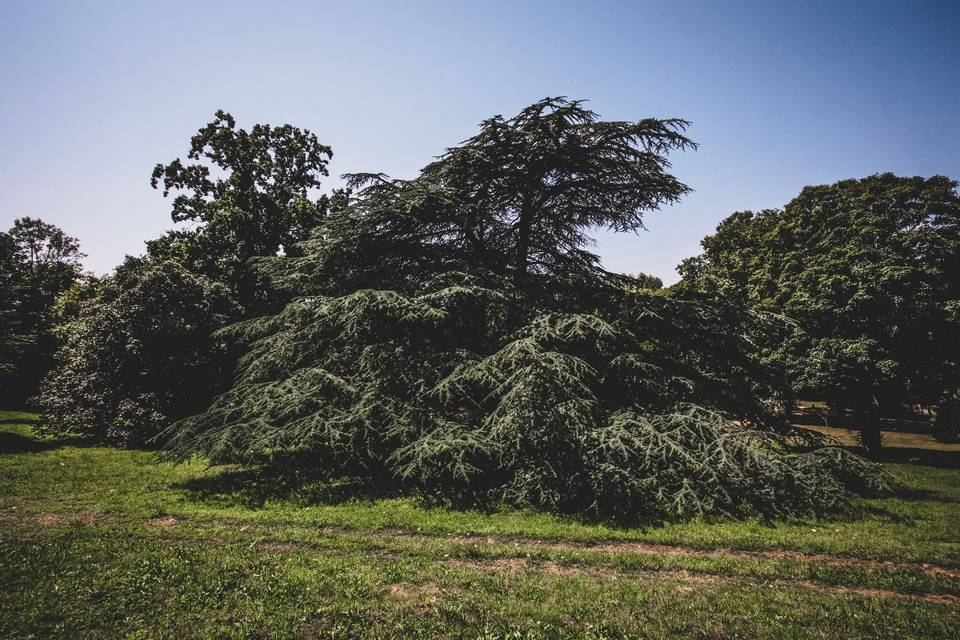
left=0, top=218, right=85, bottom=405
left=7, top=217, right=84, bottom=307
left=48, top=276, right=100, bottom=340
left=624, top=272, right=664, bottom=291
left=149, top=110, right=334, bottom=308
left=679, top=174, right=960, bottom=451
left=36, top=258, right=239, bottom=446
left=0, top=232, right=29, bottom=380
left=36, top=112, right=336, bottom=438
left=166, top=99, right=885, bottom=520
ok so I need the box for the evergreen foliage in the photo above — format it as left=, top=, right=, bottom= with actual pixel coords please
left=263, top=98, right=694, bottom=296
left=623, top=272, right=664, bottom=291
left=166, top=272, right=884, bottom=519
left=166, top=99, right=888, bottom=520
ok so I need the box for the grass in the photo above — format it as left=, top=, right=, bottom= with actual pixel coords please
left=2, top=410, right=960, bottom=639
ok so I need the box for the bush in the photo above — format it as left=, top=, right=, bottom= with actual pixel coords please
left=35, top=258, right=238, bottom=446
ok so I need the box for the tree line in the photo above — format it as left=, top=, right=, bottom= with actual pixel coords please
left=2, top=98, right=956, bottom=519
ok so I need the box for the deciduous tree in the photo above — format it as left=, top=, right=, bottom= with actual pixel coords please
left=0, top=218, right=84, bottom=405
left=679, top=174, right=960, bottom=451
left=36, top=258, right=238, bottom=445
left=149, top=110, right=333, bottom=308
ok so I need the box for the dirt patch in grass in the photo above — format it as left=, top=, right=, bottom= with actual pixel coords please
left=447, top=556, right=960, bottom=605
left=7, top=510, right=959, bottom=580
left=29, top=508, right=959, bottom=579
left=386, top=581, right=462, bottom=612
left=387, top=583, right=445, bottom=599
left=446, top=557, right=618, bottom=580
left=35, top=513, right=108, bottom=527
left=582, top=540, right=960, bottom=580
left=146, top=516, right=179, bottom=527
left=375, top=529, right=960, bottom=580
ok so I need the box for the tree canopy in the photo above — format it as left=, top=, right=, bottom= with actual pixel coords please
left=679, top=173, right=960, bottom=448
left=149, top=110, right=334, bottom=307
left=35, top=113, right=337, bottom=439
left=270, top=98, right=694, bottom=297
left=0, top=218, right=85, bottom=405
left=164, top=99, right=886, bottom=520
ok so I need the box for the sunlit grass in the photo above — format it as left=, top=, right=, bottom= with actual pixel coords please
left=2, top=410, right=959, bottom=639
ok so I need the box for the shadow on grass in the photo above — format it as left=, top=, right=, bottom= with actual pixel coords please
left=176, top=467, right=652, bottom=530
left=173, top=444, right=959, bottom=525
left=892, top=485, right=960, bottom=507
left=0, top=431, right=93, bottom=454
left=818, top=443, right=960, bottom=470
left=177, top=466, right=405, bottom=510
left=869, top=446, right=960, bottom=469
left=0, top=417, right=38, bottom=425
left=175, top=463, right=901, bottom=531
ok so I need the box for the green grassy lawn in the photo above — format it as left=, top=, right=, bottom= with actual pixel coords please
left=2, top=411, right=959, bottom=639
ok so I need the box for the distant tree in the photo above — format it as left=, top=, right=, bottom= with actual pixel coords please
left=7, top=217, right=84, bottom=308
left=149, top=110, right=334, bottom=308
left=0, top=218, right=84, bottom=405
left=679, top=174, right=960, bottom=452
left=624, top=272, right=663, bottom=291
left=0, top=232, right=29, bottom=380
left=36, top=258, right=239, bottom=446
left=36, top=113, right=336, bottom=438
left=165, top=99, right=886, bottom=520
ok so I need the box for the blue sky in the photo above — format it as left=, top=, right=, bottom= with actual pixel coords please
left=1, top=0, right=958, bottom=283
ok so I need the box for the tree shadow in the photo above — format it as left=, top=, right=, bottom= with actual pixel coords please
left=892, top=484, right=960, bottom=506
left=0, top=417, right=38, bottom=425
left=869, top=446, right=960, bottom=469
left=0, top=431, right=92, bottom=454
left=829, top=444, right=960, bottom=514
left=177, top=465, right=404, bottom=510
left=175, top=443, right=960, bottom=525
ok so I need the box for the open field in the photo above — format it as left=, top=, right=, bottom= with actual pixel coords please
left=2, top=410, right=959, bottom=639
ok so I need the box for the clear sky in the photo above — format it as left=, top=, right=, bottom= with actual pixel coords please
left=2, top=0, right=958, bottom=284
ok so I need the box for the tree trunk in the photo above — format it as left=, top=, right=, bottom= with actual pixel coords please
left=859, top=401, right=882, bottom=455
left=514, top=193, right=533, bottom=284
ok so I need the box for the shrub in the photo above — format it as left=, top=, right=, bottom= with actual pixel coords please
left=35, top=258, right=238, bottom=446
